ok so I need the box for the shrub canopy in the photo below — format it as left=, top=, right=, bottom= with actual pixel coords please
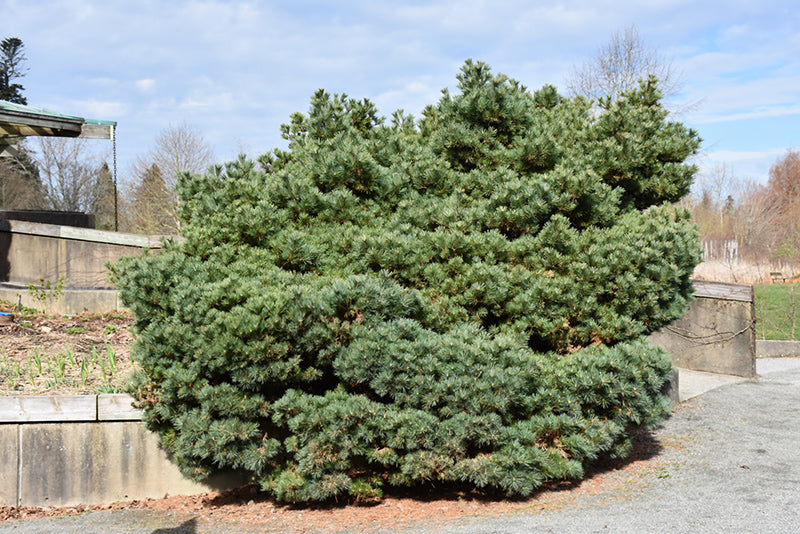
left=113, top=60, right=701, bottom=502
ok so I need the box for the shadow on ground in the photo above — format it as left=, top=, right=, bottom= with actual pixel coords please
left=198, top=427, right=664, bottom=514
left=152, top=517, right=198, bottom=533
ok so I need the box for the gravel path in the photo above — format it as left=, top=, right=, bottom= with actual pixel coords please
left=401, top=363, right=800, bottom=534
left=2, top=361, right=799, bottom=534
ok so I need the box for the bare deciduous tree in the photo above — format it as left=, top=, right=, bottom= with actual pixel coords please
left=125, top=123, right=213, bottom=234
left=27, top=137, right=110, bottom=213
left=567, top=25, right=683, bottom=106
left=691, top=164, right=740, bottom=239
left=0, top=162, right=37, bottom=208
left=0, top=141, right=42, bottom=208
left=733, top=180, right=781, bottom=261
left=765, top=149, right=800, bottom=212
left=764, top=149, right=800, bottom=262
left=688, top=157, right=799, bottom=276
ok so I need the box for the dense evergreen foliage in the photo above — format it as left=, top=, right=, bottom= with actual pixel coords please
left=112, top=60, right=701, bottom=502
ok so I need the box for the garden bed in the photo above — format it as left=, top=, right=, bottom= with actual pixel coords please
left=0, top=302, right=134, bottom=395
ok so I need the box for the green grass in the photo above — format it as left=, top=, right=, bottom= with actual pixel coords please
left=754, top=283, right=800, bottom=340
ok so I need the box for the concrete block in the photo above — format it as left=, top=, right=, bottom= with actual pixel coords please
left=18, top=422, right=247, bottom=507
left=6, top=220, right=61, bottom=238
left=61, top=225, right=156, bottom=247
left=6, top=232, right=60, bottom=286
left=1, top=221, right=154, bottom=289
left=0, top=285, right=124, bottom=315
left=650, top=285, right=756, bottom=378
left=98, top=394, right=142, bottom=421
left=0, top=424, right=19, bottom=506
left=692, top=279, right=753, bottom=302
left=57, top=288, right=123, bottom=315
left=0, top=395, right=96, bottom=423
left=1, top=219, right=180, bottom=313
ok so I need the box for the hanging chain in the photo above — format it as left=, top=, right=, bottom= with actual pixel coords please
left=113, top=125, right=119, bottom=232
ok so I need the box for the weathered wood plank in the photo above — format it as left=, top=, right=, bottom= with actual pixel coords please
left=98, top=394, right=142, bottom=421
left=693, top=279, right=753, bottom=303
left=78, top=123, right=114, bottom=139
left=0, top=395, right=96, bottom=423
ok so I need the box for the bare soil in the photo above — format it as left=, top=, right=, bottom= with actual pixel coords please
left=0, top=305, right=135, bottom=395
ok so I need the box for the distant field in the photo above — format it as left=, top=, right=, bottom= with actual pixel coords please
left=754, top=283, right=800, bottom=340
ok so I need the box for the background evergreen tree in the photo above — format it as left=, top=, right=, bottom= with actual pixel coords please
left=92, top=162, right=116, bottom=230
left=130, top=163, right=174, bottom=234
left=113, top=60, right=701, bottom=502
left=0, top=37, right=35, bottom=206
left=124, top=124, right=214, bottom=234
left=0, top=37, right=28, bottom=104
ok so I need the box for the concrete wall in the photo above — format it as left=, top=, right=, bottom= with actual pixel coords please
left=0, top=395, right=247, bottom=507
left=756, top=340, right=800, bottom=358
left=650, top=280, right=756, bottom=378
left=0, top=219, right=168, bottom=314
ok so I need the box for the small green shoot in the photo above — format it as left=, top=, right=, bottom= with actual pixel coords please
left=27, top=276, right=65, bottom=314
left=32, top=349, right=43, bottom=375
left=105, top=343, right=117, bottom=375
left=80, top=354, right=90, bottom=386
left=93, top=384, right=121, bottom=394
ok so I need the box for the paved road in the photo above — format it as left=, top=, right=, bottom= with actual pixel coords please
left=2, top=360, right=799, bottom=533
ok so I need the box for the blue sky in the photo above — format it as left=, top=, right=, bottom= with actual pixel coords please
left=3, top=0, right=799, bottom=189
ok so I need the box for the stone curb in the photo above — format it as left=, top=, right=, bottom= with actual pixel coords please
left=756, top=340, right=800, bottom=358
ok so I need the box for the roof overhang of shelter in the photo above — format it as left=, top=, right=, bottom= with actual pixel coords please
left=0, top=100, right=116, bottom=157
left=0, top=100, right=115, bottom=140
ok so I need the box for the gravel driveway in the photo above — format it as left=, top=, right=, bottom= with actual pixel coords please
left=2, top=359, right=799, bottom=534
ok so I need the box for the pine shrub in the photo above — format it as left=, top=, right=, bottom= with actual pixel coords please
left=112, top=60, right=701, bottom=502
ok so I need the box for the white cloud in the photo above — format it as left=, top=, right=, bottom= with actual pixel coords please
left=178, top=90, right=236, bottom=112
left=135, top=79, right=156, bottom=93
left=5, top=0, right=800, bottom=182
left=69, top=100, right=129, bottom=120
left=685, top=73, right=800, bottom=124
left=87, top=77, right=118, bottom=87
left=373, top=79, right=443, bottom=117
left=696, top=104, right=800, bottom=125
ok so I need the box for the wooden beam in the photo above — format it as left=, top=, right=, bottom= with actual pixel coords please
left=0, top=109, right=83, bottom=138
left=0, top=141, right=20, bottom=158
left=79, top=123, right=114, bottom=139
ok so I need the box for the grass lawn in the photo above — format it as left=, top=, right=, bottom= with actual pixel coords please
left=754, top=283, right=800, bottom=340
